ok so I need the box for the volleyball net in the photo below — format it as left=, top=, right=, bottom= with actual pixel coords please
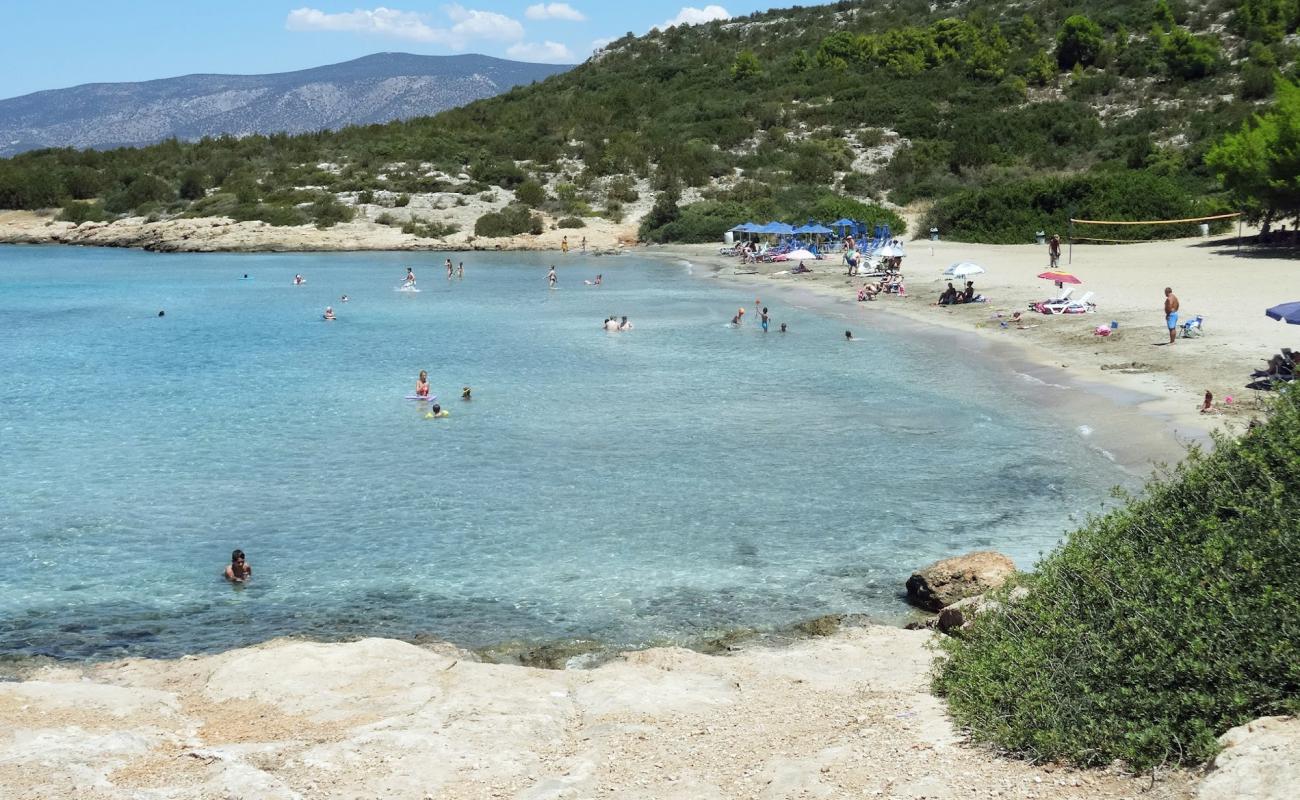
left=1068, top=212, right=1241, bottom=244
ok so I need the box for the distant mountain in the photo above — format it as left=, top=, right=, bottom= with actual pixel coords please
left=0, top=52, right=573, bottom=156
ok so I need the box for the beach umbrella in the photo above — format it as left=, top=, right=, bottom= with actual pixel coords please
left=1038, top=270, right=1082, bottom=285
left=767, top=222, right=795, bottom=235
left=1266, top=301, right=1300, bottom=324
left=877, top=243, right=904, bottom=258
left=781, top=248, right=818, bottom=261
left=801, top=223, right=833, bottom=235
left=830, top=218, right=856, bottom=228
left=943, top=261, right=985, bottom=279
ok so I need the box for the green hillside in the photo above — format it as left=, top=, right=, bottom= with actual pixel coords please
left=2, top=0, right=1299, bottom=242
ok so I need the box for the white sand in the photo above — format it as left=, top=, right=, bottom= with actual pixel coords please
left=659, top=232, right=1293, bottom=449
left=0, top=629, right=1197, bottom=799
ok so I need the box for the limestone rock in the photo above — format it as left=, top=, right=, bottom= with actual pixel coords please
left=1198, top=715, right=1300, bottom=800
left=905, top=551, right=1016, bottom=611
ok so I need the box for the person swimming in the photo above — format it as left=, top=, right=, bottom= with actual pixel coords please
left=340, top=294, right=349, bottom=302
left=294, top=274, right=305, bottom=285
left=461, top=386, right=472, bottom=400
left=604, top=317, right=620, bottom=331
left=845, top=330, right=853, bottom=340
left=426, top=403, right=449, bottom=419
left=223, top=549, right=251, bottom=583
left=779, top=322, right=787, bottom=333
left=416, top=370, right=430, bottom=398
left=619, top=315, right=632, bottom=331
left=323, top=306, right=335, bottom=320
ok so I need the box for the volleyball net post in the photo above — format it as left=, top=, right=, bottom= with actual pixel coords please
left=1066, top=212, right=1243, bottom=260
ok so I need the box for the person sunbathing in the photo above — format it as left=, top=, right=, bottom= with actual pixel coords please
left=791, top=261, right=813, bottom=274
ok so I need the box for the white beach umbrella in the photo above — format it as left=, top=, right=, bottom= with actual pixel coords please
left=943, top=261, right=985, bottom=279
left=782, top=248, right=818, bottom=260
left=876, top=243, right=902, bottom=257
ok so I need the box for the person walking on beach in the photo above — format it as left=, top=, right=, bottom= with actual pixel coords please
left=548, top=266, right=557, bottom=288
left=223, top=549, right=251, bottom=583
left=581, top=236, right=587, bottom=252
left=561, top=236, right=569, bottom=254
left=1164, top=287, right=1180, bottom=345
left=1048, top=234, right=1061, bottom=268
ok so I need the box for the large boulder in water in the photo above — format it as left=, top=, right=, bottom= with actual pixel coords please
left=905, top=551, right=1016, bottom=612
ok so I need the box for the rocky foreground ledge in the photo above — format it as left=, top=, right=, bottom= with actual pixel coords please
left=0, top=625, right=1233, bottom=800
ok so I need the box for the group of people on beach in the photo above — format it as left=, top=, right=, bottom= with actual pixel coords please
left=937, top=281, right=981, bottom=306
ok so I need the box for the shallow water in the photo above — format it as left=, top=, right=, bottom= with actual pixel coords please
left=0, top=246, right=1127, bottom=660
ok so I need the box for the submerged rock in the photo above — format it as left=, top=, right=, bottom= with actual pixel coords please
left=792, top=614, right=845, bottom=638
left=905, top=551, right=1016, bottom=612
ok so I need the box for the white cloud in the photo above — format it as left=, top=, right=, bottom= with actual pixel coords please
left=445, top=4, right=524, bottom=40
left=653, top=5, right=730, bottom=31
left=590, top=36, right=614, bottom=52
left=507, top=40, right=576, bottom=63
left=285, top=5, right=523, bottom=47
left=525, top=3, right=585, bottom=21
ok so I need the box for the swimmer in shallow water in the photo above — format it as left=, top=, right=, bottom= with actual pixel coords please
left=416, top=370, right=430, bottom=398
left=223, top=549, right=251, bottom=583
left=323, top=306, right=335, bottom=321
left=426, top=403, right=449, bottom=419
left=461, top=386, right=472, bottom=400
left=845, top=330, right=853, bottom=340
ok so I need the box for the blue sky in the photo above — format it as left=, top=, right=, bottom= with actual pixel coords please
left=1, top=2, right=814, bottom=99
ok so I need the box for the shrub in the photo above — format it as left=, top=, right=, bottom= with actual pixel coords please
left=935, top=387, right=1300, bottom=769
left=1056, top=15, right=1104, bottom=69
left=357, top=189, right=375, bottom=204
left=59, top=199, right=108, bottom=225
left=401, top=217, right=460, bottom=238
left=1161, top=27, right=1219, bottom=79
left=394, top=194, right=411, bottom=208
left=309, top=194, right=354, bottom=228
left=515, top=179, right=546, bottom=208
left=473, top=204, right=542, bottom=237
left=374, top=212, right=397, bottom=226
left=557, top=216, right=586, bottom=228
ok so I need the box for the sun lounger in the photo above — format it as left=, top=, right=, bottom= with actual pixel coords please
left=1029, top=287, right=1072, bottom=310
left=1061, top=291, right=1096, bottom=314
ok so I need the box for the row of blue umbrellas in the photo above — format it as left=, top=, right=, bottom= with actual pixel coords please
left=731, top=220, right=848, bottom=235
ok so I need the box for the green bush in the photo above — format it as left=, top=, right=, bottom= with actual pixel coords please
left=1056, top=15, right=1104, bottom=69
left=935, top=387, right=1300, bottom=769
left=58, top=199, right=109, bottom=225
left=401, top=217, right=460, bottom=238
left=515, top=179, right=546, bottom=208
left=309, top=194, right=354, bottom=228
left=557, top=216, right=586, bottom=228
left=924, top=170, right=1227, bottom=243
left=473, top=204, right=542, bottom=237
left=1160, top=27, right=1219, bottom=80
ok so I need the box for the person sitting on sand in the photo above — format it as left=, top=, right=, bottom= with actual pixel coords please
left=938, top=283, right=958, bottom=305
left=791, top=261, right=813, bottom=275
left=323, top=306, right=335, bottom=320
left=1200, top=390, right=1214, bottom=414
left=416, top=370, right=430, bottom=398
left=224, top=549, right=251, bottom=583
left=962, top=281, right=976, bottom=303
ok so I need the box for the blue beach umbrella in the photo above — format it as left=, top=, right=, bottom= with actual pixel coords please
left=767, top=222, right=795, bottom=235
left=1265, top=302, right=1300, bottom=324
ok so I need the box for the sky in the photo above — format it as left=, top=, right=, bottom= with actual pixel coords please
left=0, top=2, right=816, bottom=99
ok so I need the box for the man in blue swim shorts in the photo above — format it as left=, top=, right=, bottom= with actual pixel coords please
left=1164, top=286, right=1180, bottom=345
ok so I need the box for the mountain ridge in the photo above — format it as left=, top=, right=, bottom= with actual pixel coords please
left=0, top=52, right=573, bottom=156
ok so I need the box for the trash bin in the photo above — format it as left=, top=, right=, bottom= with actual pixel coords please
left=929, top=227, right=939, bottom=241
left=1035, top=231, right=1046, bottom=245
left=1198, top=223, right=1209, bottom=236
left=724, top=231, right=734, bottom=245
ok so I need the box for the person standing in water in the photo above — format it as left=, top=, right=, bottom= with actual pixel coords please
left=561, top=235, right=569, bottom=254
left=415, top=370, right=430, bottom=398
left=548, top=266, right=557, bottom=288
left=761, top=306, right=770, bottom=332
left=580, top=236, right=587, bottom=252
left=223, top=549, right=251, bottom=583
left=457, top=262, right=464, bottom=279
left=446, top=259, right=454, bottom=280
left=404, top=267, right=416, bottom=286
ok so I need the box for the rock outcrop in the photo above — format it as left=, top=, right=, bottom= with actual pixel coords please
left=1197, top=715, right=1300, bottom=800
left=905, top=551, right=1017, bottom=612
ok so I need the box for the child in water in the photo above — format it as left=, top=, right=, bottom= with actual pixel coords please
left=426, top=403, right=449, bottom=419
left=416, top=370, right=430, bottom=398
left=223, top=549, right=251, bottom=583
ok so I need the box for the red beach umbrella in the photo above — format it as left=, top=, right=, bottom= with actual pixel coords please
left=1037, top=270, right=1082, bottom=284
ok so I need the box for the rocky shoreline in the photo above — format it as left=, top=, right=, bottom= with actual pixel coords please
left=0, top=209, right=634, bottom=253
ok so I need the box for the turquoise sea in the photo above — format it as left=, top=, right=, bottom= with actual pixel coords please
left=1, top=245, right=1127, bottom=661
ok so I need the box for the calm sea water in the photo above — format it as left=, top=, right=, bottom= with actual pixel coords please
left=0, top=245, right=1126, bottom=661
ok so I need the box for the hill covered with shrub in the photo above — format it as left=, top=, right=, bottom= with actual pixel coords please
left=934, top=386, right=1300, bottom=769
left=0, top=0, right=1297, bottom=242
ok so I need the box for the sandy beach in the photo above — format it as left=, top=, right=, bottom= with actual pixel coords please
left=655, top=232, right=1292, bottom=453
